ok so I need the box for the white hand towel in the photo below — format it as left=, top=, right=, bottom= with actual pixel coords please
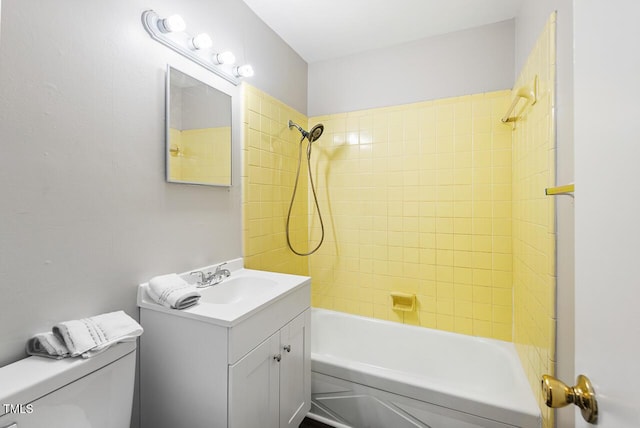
left=147, top=273, right=201, bottom=310
left=26, top=332, right=70, bottom=359
left=53, top=311, right=143, bottom=358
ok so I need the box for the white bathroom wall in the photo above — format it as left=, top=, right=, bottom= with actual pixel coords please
left=307, top=20, right=515, bottom=116
left=0, top=0, right=306, bottom=370
left=515, top=2, right=574, bottom=427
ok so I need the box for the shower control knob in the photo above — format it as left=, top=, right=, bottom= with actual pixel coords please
left=283, top=345, right=291, bottom=353
left=273, top=354, right=282, bottom=362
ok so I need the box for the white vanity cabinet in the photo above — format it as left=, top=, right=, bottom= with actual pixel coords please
left=229, top=310, right=310, bottom=428
left=138, top=266, right=311, bottom=428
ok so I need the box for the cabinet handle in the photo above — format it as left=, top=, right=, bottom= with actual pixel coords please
left=273, top=354, right=282, bottom=362
left=283, top=345, right=291, bottom=353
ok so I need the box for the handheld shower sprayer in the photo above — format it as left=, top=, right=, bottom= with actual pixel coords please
left=286, top=119, right=326, bottom=256
left=289, top=120, right=324, bottom=143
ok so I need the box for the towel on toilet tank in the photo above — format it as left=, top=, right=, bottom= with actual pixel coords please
left=147, top=273, right=201, bottom=310
left=53, top=310, right=143, bottom=358
left=26, top=332, right=70, bottom=359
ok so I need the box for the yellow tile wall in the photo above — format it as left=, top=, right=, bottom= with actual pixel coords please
left=168, top=127, right=231, bottom=184
left=511, top=13, right=557, bottom=428
left=242, top=84, right=309, bottom=276
left=308, top=90, right=514, bottom=341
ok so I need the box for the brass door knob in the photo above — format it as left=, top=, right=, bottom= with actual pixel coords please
left=541, top=374, right=598, bottom=424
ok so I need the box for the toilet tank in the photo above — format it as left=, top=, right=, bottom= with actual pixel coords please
left=0, top=341, right=136, bottom=428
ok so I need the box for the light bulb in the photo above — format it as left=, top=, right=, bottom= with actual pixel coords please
left=190, top=33, right=213, bottom=50
left=234, top=64, right=254, bottom=78
left=213, top=51, right=236, bottom=65
left=158, top=14, right=186, bottom=33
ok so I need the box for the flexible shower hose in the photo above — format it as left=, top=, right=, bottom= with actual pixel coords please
left=285, top=135, right=325, bottom=256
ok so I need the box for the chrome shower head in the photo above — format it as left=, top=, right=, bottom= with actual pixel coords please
left=308, top=123, right=324, bottom=142
left=289, top=120, right=324, bottom=142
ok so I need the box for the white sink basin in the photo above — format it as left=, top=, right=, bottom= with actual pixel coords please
left=137, top=259, right=311, bottom=327
left=199, top=276, right=279, bottom=304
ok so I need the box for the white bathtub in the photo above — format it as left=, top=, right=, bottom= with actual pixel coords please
left=309, top=309, right=540, bottom=428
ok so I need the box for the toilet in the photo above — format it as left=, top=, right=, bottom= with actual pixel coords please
left=0, top=341, right=136, bottom=428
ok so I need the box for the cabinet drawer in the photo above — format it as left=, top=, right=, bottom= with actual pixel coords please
left=228, top=282, right=310, bottom=363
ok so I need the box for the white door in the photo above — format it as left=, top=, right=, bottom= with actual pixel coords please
left=574, top=1, right=640, bottom=427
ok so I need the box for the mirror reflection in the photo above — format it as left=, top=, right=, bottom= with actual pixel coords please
left=166, top=66, right=232, bottom=186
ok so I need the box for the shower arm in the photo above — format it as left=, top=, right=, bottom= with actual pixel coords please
left=288, top=120, right=309, bottom=138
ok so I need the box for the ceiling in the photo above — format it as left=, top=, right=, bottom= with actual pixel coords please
left=242, top=0, right=523, bottom=63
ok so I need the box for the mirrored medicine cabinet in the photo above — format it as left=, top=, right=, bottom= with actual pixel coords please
left=166, top=65, right=232, bottom=186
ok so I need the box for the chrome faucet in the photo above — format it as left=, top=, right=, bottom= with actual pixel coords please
left=190, top=262, right=231, bottom=288
left=211, top=262, right=231, bottom=284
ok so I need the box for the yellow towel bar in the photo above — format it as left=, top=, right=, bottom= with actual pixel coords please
left=545, top=184, right=575, bottom=195
left=501, top=75, right=538, bottom=123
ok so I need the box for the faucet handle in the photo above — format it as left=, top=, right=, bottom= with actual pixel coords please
left=214, top=262, right=228, bottom=273
left=190, top=271, right=206, bottom=284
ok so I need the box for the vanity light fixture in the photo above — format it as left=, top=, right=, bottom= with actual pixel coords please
left=189, top=33, right=213, bottom=50
left=142, top=10, right=254, bottom=85
left=157, top=14, right=186, bottom=33
left=234, top=64, right=254, bottom=78
left=213, top=51, right=236, bottom=65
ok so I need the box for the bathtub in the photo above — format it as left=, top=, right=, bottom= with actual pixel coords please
left=309, top=309, right=540, bottom=428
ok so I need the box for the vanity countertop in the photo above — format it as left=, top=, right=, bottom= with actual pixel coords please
left=137, top=258, right=311, bottom=327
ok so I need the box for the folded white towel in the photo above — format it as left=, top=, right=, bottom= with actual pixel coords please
left=53, top=311, right=143, bottom=358
left=147, top=273, right=201, bottom=310
left=26, top=332, right=70, bottom=359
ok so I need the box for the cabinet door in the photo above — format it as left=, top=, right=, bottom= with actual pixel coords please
left=229, top=332, right=280, bottom=428
left=279, top=310, right=311, bottom=428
